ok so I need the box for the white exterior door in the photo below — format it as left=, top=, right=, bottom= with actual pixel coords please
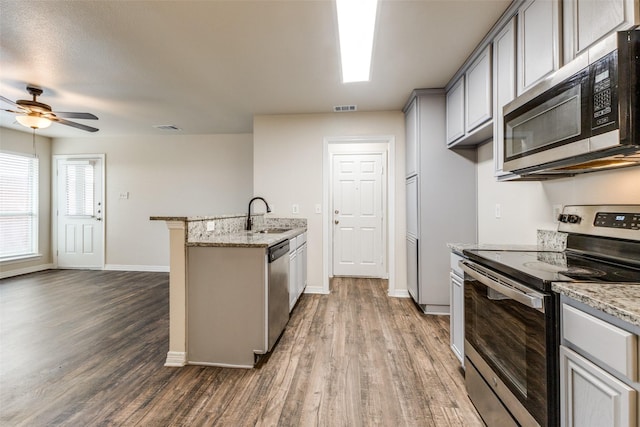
left=332, top=153, right=384, bottom=277
left=55, top=156, right=104, bottom=268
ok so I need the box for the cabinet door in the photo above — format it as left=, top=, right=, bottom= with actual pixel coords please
left=450, top=272, right=464, bottom=366
left=465, top=45, right=492, bottom=132
left=446, top=77, right=465, bottom=145
left=493, top=18, right=517, bottom=178
left=405, top=97, right=419, bottom=177
left=295, top=246, right=304, bottom=301
left=300, top=242, right=307, bottom=291
left=406, top=235, right=418, bottom=303
left=563, top=0, right=638, bottom=62
left=560, top=346, right=637, bottom=427
left=517, top=0, right=560, bottom=95
left=289, top=250, right=297, bottom=312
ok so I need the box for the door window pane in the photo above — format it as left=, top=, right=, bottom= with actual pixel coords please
left=65, top=163, right=94, bottom=216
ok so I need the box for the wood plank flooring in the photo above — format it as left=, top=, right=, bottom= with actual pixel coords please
left=0, top=271, right=482, bottom=426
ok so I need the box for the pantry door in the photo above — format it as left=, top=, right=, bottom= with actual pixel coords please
left=332, top=153, right=385, bottom=277
left=54, top=155, right=105, bottom=269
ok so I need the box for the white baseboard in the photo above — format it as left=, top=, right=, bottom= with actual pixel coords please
left=0, top=263, right=54, bottom=279
left=104, top=264, right=169, bottom=272
left=303, top=285, right=330, bottom=295
left=388, top=289, right=410, bottom=298
left=165, top=351, right=187, bottom=367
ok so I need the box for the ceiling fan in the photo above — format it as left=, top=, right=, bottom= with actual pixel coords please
left=0, top=86, right=99, bottom=132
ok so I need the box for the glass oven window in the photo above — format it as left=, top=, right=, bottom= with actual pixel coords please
left=465, top=278, right=548, bottom=425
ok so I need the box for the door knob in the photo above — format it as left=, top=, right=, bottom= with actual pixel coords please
left=334, top=220, right=339, bottom=224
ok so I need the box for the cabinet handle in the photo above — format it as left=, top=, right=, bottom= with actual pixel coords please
left=334, top=220, right=339, bottom=224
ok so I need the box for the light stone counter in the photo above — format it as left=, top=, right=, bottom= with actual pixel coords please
left=188, top=227, right=306, bottom=248
left=552, top=282, right=640, bottom=328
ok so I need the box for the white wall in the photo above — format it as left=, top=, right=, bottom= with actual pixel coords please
left=52, top=134, right=253, bottom=269
left=253, top=112, right=406, bottom=294
left=477, top=140, right=640, bottom=244
left=0, top=127, right=53, bottom=277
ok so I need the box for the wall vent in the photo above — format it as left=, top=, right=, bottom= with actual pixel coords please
left=153, top=124, right=182, bottom=131
left=333, top=105, right=357, bottom=112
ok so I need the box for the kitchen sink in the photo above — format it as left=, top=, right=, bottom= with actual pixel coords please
left=253, top=228, right=290, bottom=234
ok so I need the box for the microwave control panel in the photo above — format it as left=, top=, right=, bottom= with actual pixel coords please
left=590, top=50, right=618, bottom=132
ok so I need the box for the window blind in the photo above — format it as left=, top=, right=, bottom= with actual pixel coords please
left=0, top=152, right=39, bottom=258
left=65, top=162, right=94, bottom=216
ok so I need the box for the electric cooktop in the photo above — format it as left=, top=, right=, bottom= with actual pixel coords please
left=463, top=249, right=640, bottom=292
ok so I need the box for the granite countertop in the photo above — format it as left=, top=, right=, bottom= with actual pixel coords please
left=552, top=282, right=640, bottom=328
left=150, top=213, right=248, bottom=222
left=188, top=227, right=306, bottom=248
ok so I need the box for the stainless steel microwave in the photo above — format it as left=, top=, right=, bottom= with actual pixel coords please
left=503, top=30, right=640, bottom=177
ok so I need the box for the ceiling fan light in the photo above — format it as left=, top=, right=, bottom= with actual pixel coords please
left=16, top=114, right=52, bottom=129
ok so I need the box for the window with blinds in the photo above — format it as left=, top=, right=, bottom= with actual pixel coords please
left=0, top=152, right=39, bottom=259
left=65, top=162, right=94, bottom=217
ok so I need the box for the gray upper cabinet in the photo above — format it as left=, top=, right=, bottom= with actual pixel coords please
left=445, top=78, right=465, bottom=145
left=517, top=0, right=560, bottom=96
left=446, top=46, right=493, bottom=147
left=563, top=0, right=639, bottom=63
left=405, top=97, right=419, bottom=177
left=493, top=18, right=517, bottom=179
left=465, top=46, right=493, bottom=133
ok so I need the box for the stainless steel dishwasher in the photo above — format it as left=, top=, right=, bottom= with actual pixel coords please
left=267, top=240, right=290, bottom=351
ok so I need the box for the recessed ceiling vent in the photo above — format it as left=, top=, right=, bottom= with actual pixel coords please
left=153, top=124, right=182, bottom=131
left=333, top=105, right=357, bottom=112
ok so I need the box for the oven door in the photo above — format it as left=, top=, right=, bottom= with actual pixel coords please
left=462, top=261, right=556, bottom=427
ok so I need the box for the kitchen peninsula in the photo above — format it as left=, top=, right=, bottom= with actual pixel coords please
left=151, top=213, right=307, bottom=368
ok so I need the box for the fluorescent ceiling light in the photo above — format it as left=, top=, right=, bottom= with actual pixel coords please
left=336, top=0, right=378, bottom=83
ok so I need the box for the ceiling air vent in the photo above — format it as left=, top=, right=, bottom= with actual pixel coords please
left=333, top=105, right=357, bottom=112
left=153, top=124, right=182, bottom=131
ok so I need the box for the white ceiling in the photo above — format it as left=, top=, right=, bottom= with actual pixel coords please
left=0, top=0, right=510, bottom=138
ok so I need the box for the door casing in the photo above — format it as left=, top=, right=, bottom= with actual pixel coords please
left=322, top=136, right=396, bottom=295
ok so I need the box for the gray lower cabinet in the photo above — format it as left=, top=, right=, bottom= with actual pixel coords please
left=560, top=300, right=639, bottom=427
left=288, top=232, right=307, bottom=312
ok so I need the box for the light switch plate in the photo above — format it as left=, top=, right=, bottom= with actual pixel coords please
left=119, top=191, right=129, bottom=200
left=292, top=204, right=299, bottom=214
left=315, top=204, right=322, bottom=214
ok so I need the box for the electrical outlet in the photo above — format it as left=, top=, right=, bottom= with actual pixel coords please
left=119, top=191, right=129, bottom=200
left=495, top=204, right=501, bottom=219
left=315, top=204, right=322, bottom=214
left=206, top=221, right=215, bottom=232
left=292, top=204, right=299, bottom=214
left=553, top=204, right=563, bottom=221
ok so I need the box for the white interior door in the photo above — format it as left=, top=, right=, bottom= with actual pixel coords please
left=332, top=153, right=384, bottom=277
left=55, top=156, right=104, bottom=269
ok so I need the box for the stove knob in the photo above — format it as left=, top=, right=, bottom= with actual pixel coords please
left=558, top=214, right=568, bottom=223
left=567, top=214, right=581, bottom=224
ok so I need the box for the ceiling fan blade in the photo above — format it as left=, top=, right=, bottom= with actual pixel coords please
left=53, top=111, right=98, bottom=120
left=2, top=108, right=25, bottom=114
left=0, top=95, right=20, bottom=108
left=51, top=117, right=99, bottom=132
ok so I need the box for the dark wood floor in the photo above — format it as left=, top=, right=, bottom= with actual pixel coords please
left=0, top=270, right=482, bottom=426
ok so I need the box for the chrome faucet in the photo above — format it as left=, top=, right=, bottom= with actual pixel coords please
left=246, top=196, right=272, bottom=230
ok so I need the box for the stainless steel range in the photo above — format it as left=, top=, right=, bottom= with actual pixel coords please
left=461, top=205, right=640, bottom=427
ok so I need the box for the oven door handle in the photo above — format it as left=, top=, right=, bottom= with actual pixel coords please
left=460, top=260, right=545, bottom=311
